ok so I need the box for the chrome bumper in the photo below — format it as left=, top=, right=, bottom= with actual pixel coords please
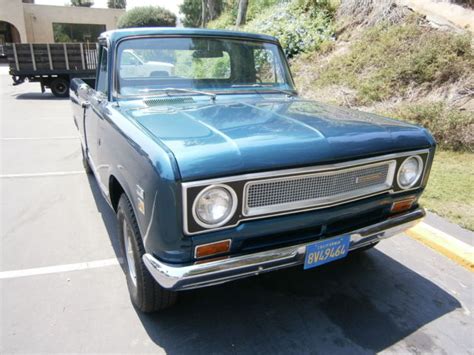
left=143, top=208, right=425, bottom=291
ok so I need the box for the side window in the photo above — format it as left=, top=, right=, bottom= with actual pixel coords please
left=96, top=47, right=108, bottom=95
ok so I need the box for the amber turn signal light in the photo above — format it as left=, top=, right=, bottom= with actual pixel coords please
left=195, top=240, right=231, bottom=259
left=391, top=197, right=416, bottom=214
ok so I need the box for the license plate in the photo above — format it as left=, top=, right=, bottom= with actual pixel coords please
left=304, top=235, right=350, bottom=270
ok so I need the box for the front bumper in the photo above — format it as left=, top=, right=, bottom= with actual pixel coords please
left=143, top=208, right=425, bottom=291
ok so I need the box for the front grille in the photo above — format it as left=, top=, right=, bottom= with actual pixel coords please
left=244, top=161, right=395, bottom=216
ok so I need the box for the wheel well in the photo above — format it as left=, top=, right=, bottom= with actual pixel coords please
left=109, top=175, right=125, bottom=211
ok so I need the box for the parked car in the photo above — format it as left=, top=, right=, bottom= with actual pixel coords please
left=120, top=49, right=174, bottom=78
left=70, top=28, right=435, bottom=313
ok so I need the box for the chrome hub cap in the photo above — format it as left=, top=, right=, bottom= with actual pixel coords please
left=123, top=219, right=137, bottom=287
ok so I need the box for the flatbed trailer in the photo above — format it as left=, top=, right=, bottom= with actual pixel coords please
left=5, top=42, right=97, bottom=97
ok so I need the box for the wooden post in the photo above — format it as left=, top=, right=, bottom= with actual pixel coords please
left=80, top=43, right=86, bottom=70
left=47, top=43, right=53, bottom=70
left=63, top=43, right=69, bottom=70
left=12, top=43, right=19, bottom=71
left=30, top=43, right=36, bottom=71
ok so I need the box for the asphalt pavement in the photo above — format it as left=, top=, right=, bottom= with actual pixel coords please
left=1, top=68, right=473, bottom=354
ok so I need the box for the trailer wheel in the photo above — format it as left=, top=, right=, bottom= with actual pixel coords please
left=50, top=78, right=69, bottom=97
left=12, top=76, right=24, bottom=85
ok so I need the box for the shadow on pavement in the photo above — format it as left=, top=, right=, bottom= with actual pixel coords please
left=86, top=174, right=461, bottom=354
left=14, top=92, right=67, bottom=100
left=86, top=174, right=122, bottom=260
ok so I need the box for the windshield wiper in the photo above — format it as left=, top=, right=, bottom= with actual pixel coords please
left=138, top=87, right=216, bottom=102
left=231, top=84, right=296, bottom=97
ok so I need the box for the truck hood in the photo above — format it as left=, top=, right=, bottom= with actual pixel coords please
left=123, top=97, right=434, bottom=181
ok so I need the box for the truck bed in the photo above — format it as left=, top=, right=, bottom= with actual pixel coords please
left=5, top=43, right=98, bottom=75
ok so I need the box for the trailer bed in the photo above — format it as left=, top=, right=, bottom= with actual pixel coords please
left=5, top=43, right=97, bottom=97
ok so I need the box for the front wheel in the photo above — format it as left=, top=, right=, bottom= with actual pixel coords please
left=117, top=194, right=177, bottom=312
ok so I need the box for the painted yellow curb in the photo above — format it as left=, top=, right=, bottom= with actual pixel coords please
left=406, top=222, right=474, bottom=272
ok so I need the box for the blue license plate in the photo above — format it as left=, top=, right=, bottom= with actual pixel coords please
left=304, top=235, right=351, bottom=270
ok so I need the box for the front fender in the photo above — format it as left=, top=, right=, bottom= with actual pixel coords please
left=102, top=107, right=192, bottom=263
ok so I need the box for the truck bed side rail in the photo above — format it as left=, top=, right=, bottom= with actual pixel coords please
left=5, top=42, right=98, bottom=75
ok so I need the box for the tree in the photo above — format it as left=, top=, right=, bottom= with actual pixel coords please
left=236, top=0, right=249, bottom=26
left=180, top=0, right=202, bottom=27
left=107, top=0, right=126, bottom=9
left=181, top=0, right=222, bottom=28
left=117, top=6, right=177, bottom=28
left=70, top=0, right=94, bottom=7
left=202, top=0, right=223, bottom=27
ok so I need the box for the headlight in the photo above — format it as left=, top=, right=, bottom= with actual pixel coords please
left=193, top=185, right=237, bottom=228
left=397, top=156, right=423, bottom=189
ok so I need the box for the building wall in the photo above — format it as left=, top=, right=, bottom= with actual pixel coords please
left=0, top=0, right=28, bottom=42
left=22, top=4, right=125, bottom=43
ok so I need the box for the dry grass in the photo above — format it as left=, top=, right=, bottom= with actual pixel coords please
left=291, top=15, right=474, bottom=151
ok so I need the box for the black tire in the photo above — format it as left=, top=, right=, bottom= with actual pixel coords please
left=117, top=194, right=177, bottom=312
left=50, top=78, right=69, bottom=97
left=81, top=149, right=92, bottom=174
left=12, top=76, right=24, bottom=85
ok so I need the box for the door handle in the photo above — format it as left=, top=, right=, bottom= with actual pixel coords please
left=81, top=101, right=91, bottom=109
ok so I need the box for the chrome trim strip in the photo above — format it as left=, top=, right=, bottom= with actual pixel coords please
left=145, top=208, right=425, bottom=290
left=242, top=160, right=396, bottom=217
left=182, top=149, right=430, bottom=235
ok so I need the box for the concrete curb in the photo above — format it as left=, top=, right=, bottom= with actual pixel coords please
left=406, top=222, right=474, bottom=272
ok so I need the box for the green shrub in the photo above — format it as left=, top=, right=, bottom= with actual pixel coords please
left=387, top=102, right=474, bottom=151
left=208, top=0, right=283, bottom=27
left=317, top=20, right=473, bottom=104
left=208, top=0, right=335, bottom=56
left=117, top=6, right=176, bottom=28
left=243, top=1, right=335, bottom=57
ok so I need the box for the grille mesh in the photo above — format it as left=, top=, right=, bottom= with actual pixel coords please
left=246, top=164, right=390, bottom=211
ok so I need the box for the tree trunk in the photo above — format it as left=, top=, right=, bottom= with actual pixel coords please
left=201, top=0, right=207, bottom=27
left=207, top=0, right=219, bottom=20
left=236, top=0, right=249, bottom=26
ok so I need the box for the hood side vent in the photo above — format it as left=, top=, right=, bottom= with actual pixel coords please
left=144, top=97, right=195, bottom=107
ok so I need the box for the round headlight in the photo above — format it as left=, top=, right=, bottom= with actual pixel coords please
left=193, top=185, right=237, bottom=228
left=397, top=156, right=423, bottom=189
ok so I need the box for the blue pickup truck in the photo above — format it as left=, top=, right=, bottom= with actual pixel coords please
left=70, top=28, right=435, bottom=312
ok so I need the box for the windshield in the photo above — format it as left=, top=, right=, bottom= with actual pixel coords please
left=116, top=37, right=295, bottom=97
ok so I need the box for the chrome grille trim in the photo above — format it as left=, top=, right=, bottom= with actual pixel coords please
left=182, top=148, right=431, bottom=235
left=243, top=161, right=396, bottom=216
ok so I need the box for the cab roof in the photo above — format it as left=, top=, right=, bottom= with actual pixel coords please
left=99, top=27, right=279, bottom=47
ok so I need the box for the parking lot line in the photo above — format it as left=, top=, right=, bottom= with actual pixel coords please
left=0, top=258, right=123, bottom=280
left=1, top=136, right=79, bottom=141
left=0, top=171, right=85, bottom=179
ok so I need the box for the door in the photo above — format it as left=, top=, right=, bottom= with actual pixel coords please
left=85, top=46, right=108, bottom=181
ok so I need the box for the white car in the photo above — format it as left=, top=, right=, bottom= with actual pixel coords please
left=120, top=49, right=174, bottom=78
